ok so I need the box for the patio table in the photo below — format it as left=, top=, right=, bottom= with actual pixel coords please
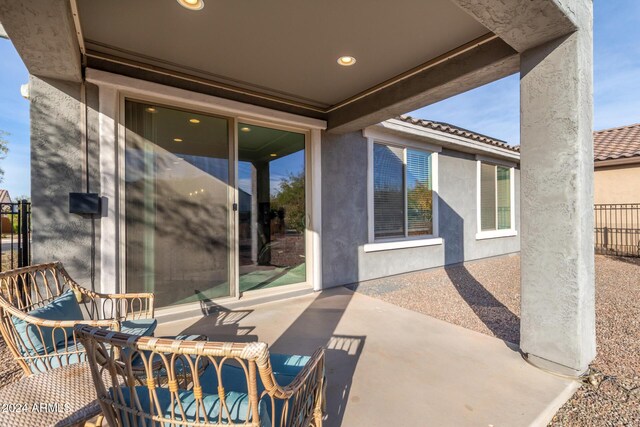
left=0, top=361, right=104, bottom=427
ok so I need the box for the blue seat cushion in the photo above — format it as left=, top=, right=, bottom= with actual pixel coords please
left=128, top=335, right=204, bottom=371
left=120, top=318, right=157, bottom=337
left=118, top=318, right=157, bottom=360
left=199, top=353, right=311, bottom=423
left=30, top=341, right=86, bottom=373
left=24, top=318, right=158, bottom=373
left=111, top=386, right=271, bottom=426
left=201, top=353, right=310, bottom=393
left=12, top=290, right=84, bottom=356
left=268, top=353, right=311, bottom=379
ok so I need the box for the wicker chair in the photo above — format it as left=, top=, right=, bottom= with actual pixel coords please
left=76, top=325, right=326, bottom=427
left=0, top=262, right=155, bottom=375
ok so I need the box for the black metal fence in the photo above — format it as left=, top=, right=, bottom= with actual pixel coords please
left=595, top=203, right=640, bottom=257
left=0, top=201, right=31, bottom=271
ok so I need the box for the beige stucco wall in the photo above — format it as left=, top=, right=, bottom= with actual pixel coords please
left=594, top=163, right=640, bottom=204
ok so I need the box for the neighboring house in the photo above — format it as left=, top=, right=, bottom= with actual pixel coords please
left=0, top=190, right=11, bottom=231
left=0, top=189, right=11, bottom=204
left=0, top=0, right=595, bottom=375
left=0, top=190, right=12, bottom=216
left=593, top=123, right=640, bottom=204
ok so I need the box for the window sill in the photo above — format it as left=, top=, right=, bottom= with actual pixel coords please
left=364, top=237, right=443, bottom=253
left=475, top=229, right=518, bottom=240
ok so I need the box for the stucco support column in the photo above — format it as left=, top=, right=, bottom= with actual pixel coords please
left=519, top=1, right=595, bottom=375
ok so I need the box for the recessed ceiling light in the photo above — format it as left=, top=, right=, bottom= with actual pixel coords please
left=173, top=138, right=183, bottom=142
left=240, top=127, right=251, bottom=132
left=189, top=118, right=200, bottom=124
left=145, top=107, right=157, bottom=113
left=337, top=56, right=356, bottom=66
left=270, top=153, right=277, bottom=157
left=177, top=0, right=204, bottom=10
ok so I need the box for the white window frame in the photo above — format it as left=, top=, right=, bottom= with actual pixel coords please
left=475, top=155, right=517, bottom=240
left=363, top=130, right=442, bottom=252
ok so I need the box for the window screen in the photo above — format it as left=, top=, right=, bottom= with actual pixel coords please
left=480, top=163, right=511, bottom=232
left=497, top=166, right=511, bottom=229
left=406, top=149, right=433, bottom=236
left=374, top=144, right=405, bottom=239
left=373, top=143, right=434, bottom=240
left=480, top=163, right=497, bottom=231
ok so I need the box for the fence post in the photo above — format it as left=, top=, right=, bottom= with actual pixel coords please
left=18, top=200, right=30, bottom=268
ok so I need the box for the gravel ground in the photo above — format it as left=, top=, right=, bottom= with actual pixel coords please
left=349, top=254, right=523, bottom=344
left=0, top=339, right=22, bottom=387
left=351, top=254, right=640, bottom=426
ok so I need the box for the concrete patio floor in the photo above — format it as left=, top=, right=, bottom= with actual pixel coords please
left=156, top=287, right=579, bottom=426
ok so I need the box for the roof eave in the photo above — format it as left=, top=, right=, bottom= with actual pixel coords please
left=370, top=118, right=520, bottom=162
left=594, top=156, right=640, bottom=168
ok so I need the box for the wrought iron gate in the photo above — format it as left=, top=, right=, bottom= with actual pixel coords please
left=0, top=200, right=31, bottom=271
left=595, top=203, right=640, bottom=257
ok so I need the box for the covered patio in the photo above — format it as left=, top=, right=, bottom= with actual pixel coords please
left=0, top=0, right=596, bottom=424
left=156, top=286, right=577, bottom=426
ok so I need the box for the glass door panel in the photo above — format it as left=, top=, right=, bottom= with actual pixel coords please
left=237, top=123, right=306, bottom=292
left=124, top=100, right=231, bottom=307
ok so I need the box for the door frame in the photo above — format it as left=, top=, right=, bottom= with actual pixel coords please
left=234, top=117, right=313, bottom=298
left=117, top=97, right=238, bottom=300
left=89, top=69, right=325, bottom=312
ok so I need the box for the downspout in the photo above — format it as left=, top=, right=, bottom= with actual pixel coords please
left=73, top=0, right=96, bottom=292
left=80, top=80, right=97, bottom=293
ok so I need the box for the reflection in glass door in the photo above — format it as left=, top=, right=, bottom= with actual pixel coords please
left=124, top=100, right=232, bottom=307
left=237, top=123, right=306, bottom=292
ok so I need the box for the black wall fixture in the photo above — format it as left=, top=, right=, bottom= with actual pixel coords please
left=69, top=192, right=101, bottom=216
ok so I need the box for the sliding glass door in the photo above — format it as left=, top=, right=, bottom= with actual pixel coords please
left=124, top=100, right=232, bottom=307
left=123, top=101, right=308, bottom=308
left=237, top=123, right=307, bottom=292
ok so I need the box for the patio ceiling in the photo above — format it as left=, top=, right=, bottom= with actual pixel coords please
left=77, top=0, right=488, bottom=109
left=0, top=0, right=577, bottom=132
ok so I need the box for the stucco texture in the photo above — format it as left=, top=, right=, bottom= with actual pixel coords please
left=320, top=130, right=520, bottom=288
left=594, top=164, right=640, bottom=204
left=30, top=76, right=101, bottom=287
left=519, top=0, right=595, bottom=373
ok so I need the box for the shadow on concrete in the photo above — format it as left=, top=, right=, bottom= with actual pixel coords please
left=269, top=290, right=365, bottom=427
left=179, top=290, right=258, bottom=343
left=178, top=288, right=365, bottom=427
left=440, top=197, right=520, bottom=345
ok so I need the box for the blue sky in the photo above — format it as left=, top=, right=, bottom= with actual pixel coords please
left=412, top=1, right=640, bottom=146
left=0, top=39, right=30, bottom=198
left=1, top=0, right=639, bottom=197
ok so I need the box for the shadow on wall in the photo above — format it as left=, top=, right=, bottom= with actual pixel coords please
left=30, top=77, right=101, bottom=289
left=31, top=77, right=234, bottom=302
left=440, top=197, right=520, bottom=345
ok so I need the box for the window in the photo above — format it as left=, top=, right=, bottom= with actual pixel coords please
left=372, top=142, right=435, bottom=240
left=478, top=161, right=515, bottom=237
